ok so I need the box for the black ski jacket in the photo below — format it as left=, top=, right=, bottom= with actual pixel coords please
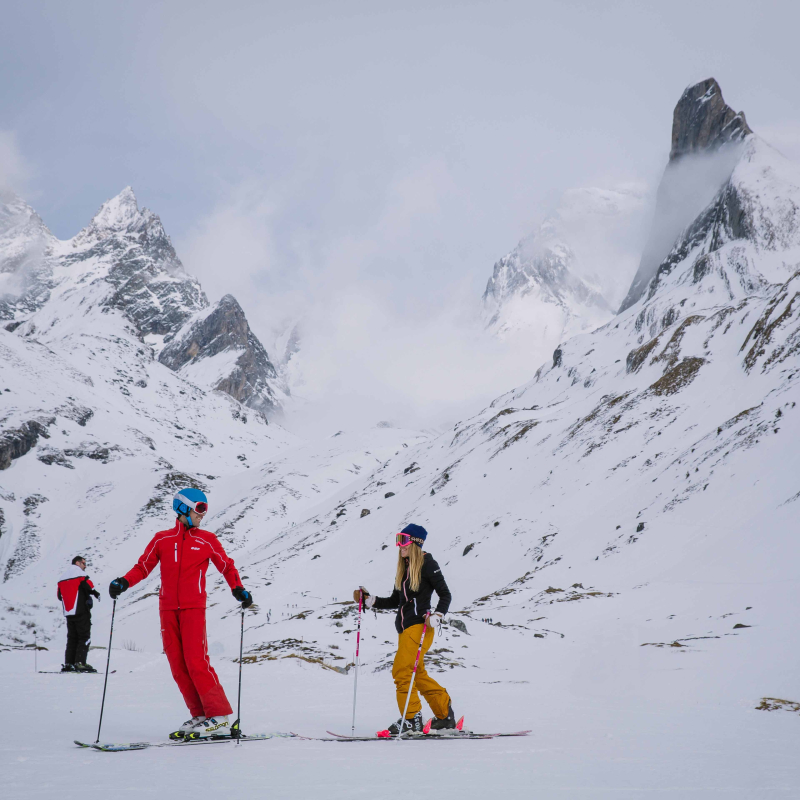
left=373, top=553, right=452, bottom=634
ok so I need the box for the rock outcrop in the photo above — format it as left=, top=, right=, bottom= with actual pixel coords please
left=619, top=79, right=753, bottom=312
left=76, top=188, right=208, bottom=336
left=0, top=417, right=54, bottom=470
left=159, top=294, right=284, bottom=415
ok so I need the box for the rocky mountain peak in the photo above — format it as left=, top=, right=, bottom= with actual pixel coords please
left=159, top=293, right=285, bottom=416
left=670, top=78, right=752, bottom=161
left=73, top=186, right=167, bottom=248
left=619, top=79, right=755, bottom=313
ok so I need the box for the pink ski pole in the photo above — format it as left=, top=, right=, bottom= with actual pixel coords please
left=396, top=612, right=430, bottom=739
left=351, top=588, right=364, bottom=733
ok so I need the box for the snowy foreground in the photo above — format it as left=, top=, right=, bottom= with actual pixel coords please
left=4, top=584, right=800, bottom=800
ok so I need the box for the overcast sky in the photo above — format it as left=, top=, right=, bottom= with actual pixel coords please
left=2, top=0, right=799, bottom=432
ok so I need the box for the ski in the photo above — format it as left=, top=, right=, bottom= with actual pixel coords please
left=40, top=670, right=113, bottom=674
left=314, top=729, right=530, bottom=741
left=74, top=732, right=297, bottom=751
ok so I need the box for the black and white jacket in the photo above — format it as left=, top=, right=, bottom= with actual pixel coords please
left=373, top=553, right=452, bottom=634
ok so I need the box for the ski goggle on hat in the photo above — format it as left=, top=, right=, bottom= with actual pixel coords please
left=175, top=493, right=208, bottom=515
left=395, top=532, right=424, bottom=547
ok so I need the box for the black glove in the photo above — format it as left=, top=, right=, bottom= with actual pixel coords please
left=92, top=589, right=101, bottom=601
left=232, top=586, right=253, bottom=609
left=109, top=577, right=129, bottom=599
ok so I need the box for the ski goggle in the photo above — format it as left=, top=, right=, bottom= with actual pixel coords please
left=396, top=532, right=424, bottom=547
left=177, top=495, right=209, bottom=515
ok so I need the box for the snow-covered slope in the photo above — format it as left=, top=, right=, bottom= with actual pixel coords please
left=129, top=77, right=800, bottom=702
left=0, top=187, right=286, bottom=416
left=3, top=80, right=800, bottom=795
left=482, top=185, right=647, bottom=347
left=0, top=193, right=57, bottom=320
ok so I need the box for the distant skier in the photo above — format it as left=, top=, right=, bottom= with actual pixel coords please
left=57, top=555, right=101, bottom=672
left=108, top=488, right=253, bottom=739
left=354, top=523, right=456, bottom=734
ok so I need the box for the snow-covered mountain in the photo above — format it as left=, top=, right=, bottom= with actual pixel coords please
left=0, top=193, right=57, bottom=320
left=482, top=184, right=648, bottom=347
left=1, top=187, right=287, bottom=416
left=185, top=78, right=798, bottom=700
left=620, top=78, right=753, bottom=313
left=3, top=79, right=800, bottom=787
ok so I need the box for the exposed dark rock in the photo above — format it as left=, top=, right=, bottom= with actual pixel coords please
left=463, top=543, right=475, bottom=556
left=626, top=337, right=661, bottom=374
left=360, top=509, right=370, bottom=518
left=552, top=347, right=563, bottom=368
left=62, top=443, right=121, bottom=463
left=620, top=79, right=753, bottom=312
left=57, top=405, right=94, bottom=427
left=449, top=619, right=469, bottom=635
left=70, top=188, right=207, bottom=337
left=647, top=357, right=706, bottom=396
left=0, top=417, right=54, bottom=470
left=5, top=494, right=48, bottom=581
left=37, top=448, right=75, bottom=468
left=670, top=79, right=751, bottom=161
left=384, top=492, right=395, bottom=498
left=159, top=294, right=282, bottom=415
left=741, top=270, right=800, bottom=373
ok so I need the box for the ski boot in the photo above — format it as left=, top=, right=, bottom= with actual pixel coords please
left=428, top=702, right=456, bottom=731
left=74, top=662, right=97, bottom=673
left=169, top=716, right=206, bottom=740
left=61, top=663, right=76, bottom=673
left=187, top=715, right=230, bottom=739
left=387, top=712, right=423, bottom=736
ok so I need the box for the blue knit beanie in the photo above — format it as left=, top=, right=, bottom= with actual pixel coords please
left=401, top=523, right=428, bottom=545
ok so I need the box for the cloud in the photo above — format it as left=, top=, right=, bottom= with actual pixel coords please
left=178, top=160, right=567, bottom=436
left=0, top=131, right=31, bottom=196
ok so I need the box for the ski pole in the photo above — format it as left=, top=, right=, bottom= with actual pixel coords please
left=34, top=629, right=37, bottom=673
left=233, top=608, right=244, bottom=743
left=95, top=598, right=117, bottom=744
left=351, top=589, right=363, bottom=733
left=396, top=613, right=430, bottom=739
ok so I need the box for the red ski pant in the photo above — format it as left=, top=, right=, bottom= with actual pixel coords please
left=160, top=608, right=232, bottom=719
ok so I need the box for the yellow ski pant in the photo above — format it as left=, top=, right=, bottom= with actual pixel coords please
left=392, top=623, right=450, bottom=720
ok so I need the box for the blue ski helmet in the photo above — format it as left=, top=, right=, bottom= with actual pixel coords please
left=173, top=488, right=208, bottom=528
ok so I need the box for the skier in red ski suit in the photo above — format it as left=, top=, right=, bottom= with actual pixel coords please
left=109, top=488, right=253, bottom=738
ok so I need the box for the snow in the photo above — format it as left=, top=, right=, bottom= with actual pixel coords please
left=482, top=184, right=649, bottom=348
left=4, top=102, right=800, bottom=797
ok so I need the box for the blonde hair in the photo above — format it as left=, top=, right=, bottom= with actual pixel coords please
left=395, top=543, right=425, bottom=592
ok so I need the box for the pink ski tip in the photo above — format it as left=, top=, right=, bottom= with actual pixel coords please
left=456, top=716, right=464, bottom=731
left=376, top=729, right=391, bottom=738
left=423, top=718, right=432, bottom=735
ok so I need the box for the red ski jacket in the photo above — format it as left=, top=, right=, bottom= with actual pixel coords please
left=123, top=521, right=242, bottom=610
left=57, top=564, right=96, bottom=616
